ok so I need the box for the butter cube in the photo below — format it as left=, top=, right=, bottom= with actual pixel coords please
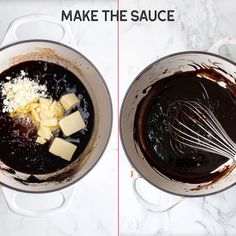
left=59, top=111, right=85, bottom=136
left=32, top=109, right=40, bottom=123
left=41, top=118, right=58, bottom=127
left=50, top=101, right=63, bottom=112
left=39, top=98, right=52, bottom=109
left=30, top=103, right=39, bottom=110
left=60, top=93, right=80, bottom=111
left=49, top=137, right=77, bottom=161
left=36, top=137, right=47, bottom=145
left=39, top=98, right=52, bottom=104
left=49, top=101, right=56, bottom=113
left=40, top=110, right=54, bottom=120
left=55, top=102, right=64, bottom=118
left=37, top=126, right=52, bottom=140
left=49, top=101, right=64, bottom=119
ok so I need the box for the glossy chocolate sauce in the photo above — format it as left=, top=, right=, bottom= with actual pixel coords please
left=0, top=61, right=94, bottom=175
left=135, top=69, right=236, bottom=183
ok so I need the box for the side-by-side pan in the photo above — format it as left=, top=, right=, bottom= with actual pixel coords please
left=121, top=38, right=236, bottom=211
left=0, top=15, right=112, bottom=194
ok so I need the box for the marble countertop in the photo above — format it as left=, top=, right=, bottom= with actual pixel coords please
left=0, top=0, right=117, bottom=236
left=1, top=0, right=236, bottom=235
left=120, top=0, right=236, bottom=236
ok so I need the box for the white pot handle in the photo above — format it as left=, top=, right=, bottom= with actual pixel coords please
left=132, top=175, right=183, bottom=212
left=1, top=14, right=77, bottom=48
left=2, top=185, right=77, bottom=217
left=208, top=38, right=236, bottom=54
left=1, top=14, right=78, bottom=217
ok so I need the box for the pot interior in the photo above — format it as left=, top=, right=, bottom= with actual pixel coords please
left=0, top=40, right=112, bottom=192
left=121, top=52, right=236, bottom=196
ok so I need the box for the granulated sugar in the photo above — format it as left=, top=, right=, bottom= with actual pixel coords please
left=1, top=70, right=48, bottom=113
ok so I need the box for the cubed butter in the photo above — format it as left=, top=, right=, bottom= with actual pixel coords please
left=55, top=102, right=64, bottom=118
left=41, top=118, right=58, bottom=127
left=40, top=110, right=54, bottom=120
left=49, top=101, right=64, bottom=119
left=39, top=98, right=52, bottom=109
left=39, top=97, right=52, bottom=104
left=30, top=103, right=39, bottom=110
left=55, top=102, right=64, bottom=112
left=32, top=109, right=40, bottom=123
left=49, top=101, right=56, bottom=112
left=60, top=93, right=80, bottom=111
left=59, top=111, right=85, bottom=136
left=50, top=125, right=60, bottom=131
left=36, top=137, right=47, bottom=145
left=49, top=137, right=77, bottom=161
left=37, top=126, right=52, bottom=140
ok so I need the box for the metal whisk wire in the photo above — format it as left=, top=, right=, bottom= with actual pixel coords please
left=167, top=100, right=236, bottom=161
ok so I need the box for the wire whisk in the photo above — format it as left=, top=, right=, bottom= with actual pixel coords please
left=167, top=100, right=236, bottom=161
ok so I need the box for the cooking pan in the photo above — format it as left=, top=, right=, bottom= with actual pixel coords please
left=0, top=15, right=112, bottom=216
left=121, top=38, right=236, bottom=211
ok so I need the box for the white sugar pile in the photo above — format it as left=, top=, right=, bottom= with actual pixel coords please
left=1, top=70, right=48, bottom=113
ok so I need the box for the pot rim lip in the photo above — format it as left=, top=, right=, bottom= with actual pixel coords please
left=0, top=39, right=113, bottom=194
left=120, top=50, right=236, bottom=198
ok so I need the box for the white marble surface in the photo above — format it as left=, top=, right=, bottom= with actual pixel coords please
left=119, top=0, right=236, bottom=235
left=0, top=1, right=117, bottom=236
left=1, top=0, right=236, bottom=235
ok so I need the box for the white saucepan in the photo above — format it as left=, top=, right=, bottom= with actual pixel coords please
left=0, top=15, right=112, bottom=216
left=121, top=38, right=236, bottom=211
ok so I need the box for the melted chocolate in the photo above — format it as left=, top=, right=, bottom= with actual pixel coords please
left=0, top=61, right=94, bottom=175
left=135, top=69, right=236, bottom=183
